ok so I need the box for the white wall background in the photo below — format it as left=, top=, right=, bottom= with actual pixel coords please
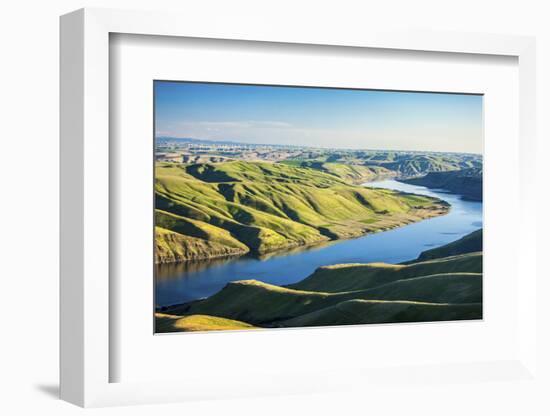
left=0, top=0, right=548, bottom=414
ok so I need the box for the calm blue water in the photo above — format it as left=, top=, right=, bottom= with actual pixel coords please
left=155, top=179, right=482, bottom=306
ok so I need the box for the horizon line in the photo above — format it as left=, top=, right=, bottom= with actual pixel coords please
left=155, top=135, right=483, bottom=157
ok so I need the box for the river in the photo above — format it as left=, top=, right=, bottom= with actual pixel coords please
left=155, top=179, right=483, bottom=307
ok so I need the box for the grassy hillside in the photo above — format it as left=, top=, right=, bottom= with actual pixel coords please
left=168, top=271, right=480, bottom=325
left=289, top=252, right=481, bottom=292
left=286, top=151, right=482, bottom=178
left=399, top=168, right=482, bottom=201
left=159, top=251, right=482, bottom=331
left=368, top=155, right=463, bottom=178
left=155, top=313, right=257, bottom=332
left=155, top=226, right=248, bottom=263
left=281, top=161, right=394, bottom=183
left=280, top=300, right=482, bottom=327
left=417, top=229, right=482, bottom=261
left=155, top=161, right=449, bottom=263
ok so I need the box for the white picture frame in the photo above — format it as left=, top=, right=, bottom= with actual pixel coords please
left=60, top=7, right=538, bottom=408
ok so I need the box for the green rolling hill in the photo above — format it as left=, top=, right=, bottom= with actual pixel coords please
left=279, top=300, right=482, bottom=327
left=368, top=155, right=465, bottom=178
left=155, top=313, right=257, bottom=332
left=289, top=251, right=481, bottom=293
left=286, top=151, right=482, bottom=179
left=155, top=161, right=449, bottom=263
left=155, top=227, right=248, bottom=263
left=157, top=250, right=482, bottom=331
left=281, top=161, right=395, bottom=183
left=399, top=168, right=482, bottom=201
left=417, top=229, right=482, bottom=261
left=166, top=269, right=480, bottom=325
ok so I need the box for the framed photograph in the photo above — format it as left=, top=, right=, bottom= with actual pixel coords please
left=60, top=8, right=538, bottom=408
left=153, top=80, right=483, bottom=333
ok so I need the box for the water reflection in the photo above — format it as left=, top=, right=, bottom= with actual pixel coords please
left=156, top=240, right=343, bottom=284
left=156, top=256, right=243, bottom=281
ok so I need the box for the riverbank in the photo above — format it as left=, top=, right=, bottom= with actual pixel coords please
left=155, top=161, right=450, bottom=264
left=397, top=168, right=482, bottom=201
left=156, top=179, right=482, bottom=307
left=156, top=249, right=483, bottom=332
left=156, top=201, right=450, bottom=264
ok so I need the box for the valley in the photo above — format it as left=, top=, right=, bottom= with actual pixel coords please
left=152, top=81, right=484, bottom=333
left=157, top=229, right=483, bottom=331
left=154, top=137, right=483, bottom=332
left=155, top=160, right=449, bottom=264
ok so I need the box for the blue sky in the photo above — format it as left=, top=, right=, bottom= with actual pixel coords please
left=154, top=81, right=483, bottom=154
